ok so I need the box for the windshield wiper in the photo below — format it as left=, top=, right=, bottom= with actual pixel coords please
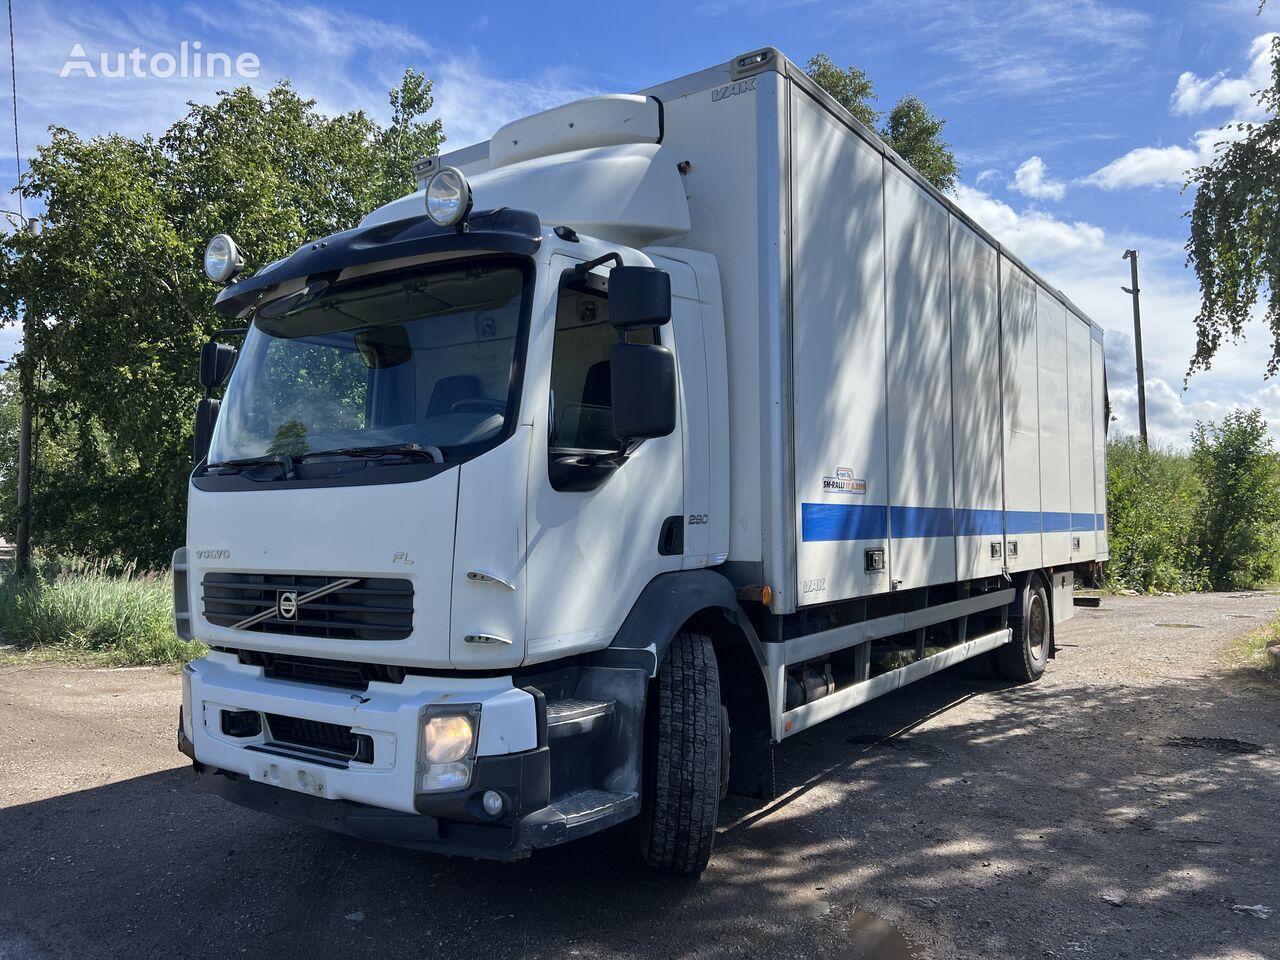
left=299, top=443, right=445, bottom=464
left=208, top=454, right=295, bottom=479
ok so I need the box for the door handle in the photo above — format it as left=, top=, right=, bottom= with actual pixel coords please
left=465, top=570, right=515, bottom=590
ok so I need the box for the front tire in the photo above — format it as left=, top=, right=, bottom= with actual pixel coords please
left=640, top=632, right=722, bottom=875
left=996, top=578, right=1050, bottom=682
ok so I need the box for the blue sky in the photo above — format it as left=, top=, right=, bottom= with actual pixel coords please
left=2, top=0, right=1278, bottom=447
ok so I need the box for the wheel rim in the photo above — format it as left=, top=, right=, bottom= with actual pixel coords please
left=1027, top=593, right=1047, bottom=661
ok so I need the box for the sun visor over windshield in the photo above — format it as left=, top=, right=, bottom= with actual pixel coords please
left=213, top=208, right=542, bottom=318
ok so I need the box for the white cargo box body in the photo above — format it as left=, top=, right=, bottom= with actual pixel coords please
left=635, top=51, right=1109, bottom=613
left=441, top=50, right=1109, bottom=615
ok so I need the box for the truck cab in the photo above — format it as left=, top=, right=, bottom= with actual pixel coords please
left=178, top=106, right=738, bottom=869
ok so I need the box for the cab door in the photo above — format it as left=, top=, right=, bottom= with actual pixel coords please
left=523, top=255, right=684, bottom=664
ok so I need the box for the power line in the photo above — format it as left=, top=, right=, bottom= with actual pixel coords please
left=6, top=0, right=20, bottom=218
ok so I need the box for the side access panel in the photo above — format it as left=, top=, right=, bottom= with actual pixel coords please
left=949, top=218, right=1004, bottom=580
left=789, top=86, right=891, bottom=605
left=1036, top=291, right=1072, bottom=566
left=1090, top=333, right=1109, bottom=559
left=1067, top=316, right=1097, bottom=560
left=883, top=167, right=957, bottom=591
left=1000, top=259, right=1043, bottom=573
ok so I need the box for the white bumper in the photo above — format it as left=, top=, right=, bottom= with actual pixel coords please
left=185, top=652, right=538, bottom=814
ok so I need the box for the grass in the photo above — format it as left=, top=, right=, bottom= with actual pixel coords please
left=0, top=557, right=205, bottom=667
left=1224, top=614, right=1280, bottom=678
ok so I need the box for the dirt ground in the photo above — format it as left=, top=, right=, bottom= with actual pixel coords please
left=2, top=592, right=1278, bottom=960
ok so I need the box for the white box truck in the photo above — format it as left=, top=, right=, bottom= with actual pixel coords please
left=176, top=48, right=1108, bottom=875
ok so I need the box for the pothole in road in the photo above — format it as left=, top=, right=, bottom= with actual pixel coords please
left=819, top=908, right=926, bottom=960
left=1154, top=622, right=1205, bottom=629
left=1165, top=736, right=1263, bottom=755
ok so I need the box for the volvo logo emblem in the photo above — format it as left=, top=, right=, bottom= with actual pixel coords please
left=229, top=577, right=362, bottom=632
left=277, top=591, right=299, bottom=621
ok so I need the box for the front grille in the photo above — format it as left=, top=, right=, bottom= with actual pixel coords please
left=237, top=650, right=407, bottom=690
left=265, top=713, right=372, bottom=762
left=203, top=572, right=413, bottom=641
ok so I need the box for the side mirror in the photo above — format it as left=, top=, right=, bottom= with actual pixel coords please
left=611, top=342, right=676, bottom=440
left=200, top=341, right=238, bottom=392
left=609, top=267, right=671, bottom=330
left=193, top=397, right=220, bottom=465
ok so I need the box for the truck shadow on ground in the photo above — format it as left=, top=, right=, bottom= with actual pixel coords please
left=2, top=659, right=1277, bottom=960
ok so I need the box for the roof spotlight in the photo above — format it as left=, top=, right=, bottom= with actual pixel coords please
left=204, top=234, right=246, bottom=284
left=424, top=166, right=473, bottom=228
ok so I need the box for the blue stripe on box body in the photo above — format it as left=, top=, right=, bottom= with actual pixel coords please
left=800, top=503, right=888, bottom=542
left=889, top=505, right=955, bottom=539
left=1041, top=511, right=1072, bottom=532
left=800, top=504, right=1110, bottom=542
left=955, top=508, right=1003, bottom=537
left=1005, top=510, right=1042, bottom=534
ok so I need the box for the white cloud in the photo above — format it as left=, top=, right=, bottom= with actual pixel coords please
left=1010, top=156, right=1066, bottom=200
left=1084, top=33, right=1274, bottom=190
left=1172, top=32, right=1277, bottom=119
left=1084, top=144, right=1200, bottom=189
left=953, top=184, right=1103, bottom=259
left=1108, top=377, right=1280, bottom=451
left=1082, top=120, right=1253, bottom=190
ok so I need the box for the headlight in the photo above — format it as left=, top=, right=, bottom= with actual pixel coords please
left=423, top=166, right=473, bottom=227
left=419, top=710, right=478, bottom=793
left=424, top=714, right=473, bottom=763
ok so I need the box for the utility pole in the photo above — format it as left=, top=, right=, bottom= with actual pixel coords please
left=1121, top=249, right=1148, bottom=447
left=11, top=215, right=39, bottom=577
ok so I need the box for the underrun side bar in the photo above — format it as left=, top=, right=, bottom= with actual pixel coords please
left=771, top=625, right=1013, bottom=741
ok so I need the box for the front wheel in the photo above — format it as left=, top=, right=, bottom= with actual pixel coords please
left=996, top=578, right=1050, bottom=683
left=640, top=632, right=722, bottom=875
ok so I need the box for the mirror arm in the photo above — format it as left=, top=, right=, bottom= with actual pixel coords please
left=571, top=252, right=622, bottom=280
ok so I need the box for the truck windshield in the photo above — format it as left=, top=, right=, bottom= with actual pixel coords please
left=208, top=258, right=530, bottom=466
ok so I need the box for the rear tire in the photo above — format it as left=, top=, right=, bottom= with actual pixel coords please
left=640, top=632, right=722, bottom=876
left=996, top=578, right=1050, bottom=683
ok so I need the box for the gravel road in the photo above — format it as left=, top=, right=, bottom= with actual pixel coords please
left=2, top=592, right=1278, bottom=960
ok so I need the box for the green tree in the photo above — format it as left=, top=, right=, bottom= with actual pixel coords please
left=805, top=54, right=879, bottom=128
left=1185, top=23, right=1279, bottom=375
left=882, top=96, right=959, bottom=194
left=806, top=53, right=959, bottom=193
left=1188, top=409, right=1280, bottom=589
left=1105, top=437, right=1204, bottom=592
left=0, top=72, right=443, bottom=567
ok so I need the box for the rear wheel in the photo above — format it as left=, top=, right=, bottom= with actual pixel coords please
left=640, top=632, right=722, bottom=875
left=996, top=578, right=1050, bottom=682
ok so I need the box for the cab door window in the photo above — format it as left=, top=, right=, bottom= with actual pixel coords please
left=548, top=280, right=654, bottom=454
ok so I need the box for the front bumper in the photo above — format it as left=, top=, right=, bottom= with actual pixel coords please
left=182, top=652, right=640, bottom=859
left=184, top=652, right=537, bottom=814
left=185, top=736, right=557, bottom=859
